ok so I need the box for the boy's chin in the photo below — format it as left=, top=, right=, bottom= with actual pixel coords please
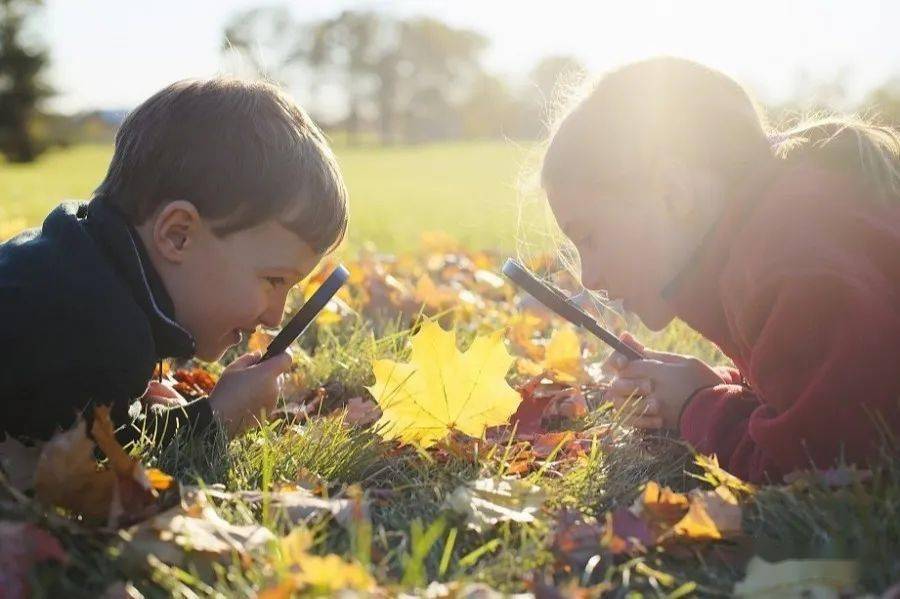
left=194, top=342, right=229, bottom=363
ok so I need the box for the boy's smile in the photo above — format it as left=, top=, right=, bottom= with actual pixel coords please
left=137, top=201, right=323, bottom=362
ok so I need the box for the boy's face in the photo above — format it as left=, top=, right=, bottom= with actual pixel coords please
left=137, top=201, right=323, bottom=361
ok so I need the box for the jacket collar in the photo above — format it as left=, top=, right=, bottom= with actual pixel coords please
left=82, top=197, right=196, bottom=359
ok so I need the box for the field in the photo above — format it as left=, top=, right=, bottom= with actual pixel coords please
left=0, top=142, right=898, bottom=597
left=0, top=141, right=537, bottom=252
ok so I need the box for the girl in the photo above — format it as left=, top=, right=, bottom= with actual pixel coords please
left=540, top=56, right=900, bottom=483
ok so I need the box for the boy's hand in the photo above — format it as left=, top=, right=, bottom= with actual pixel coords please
left=207, top=351, right=293, bottom=436
left=602, top=332, right=723, bottom=430
left=142, top=379, right=187, bottom=408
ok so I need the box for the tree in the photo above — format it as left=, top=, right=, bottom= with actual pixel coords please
left=307, top=11, right=395, bottom=144
left=222, top=8, right=491, bottom=145
left=221, top=6, right=317, bottom=105
left=865, top=78, right=900, bottom=127
left=393, top=17, right=488, bottom=143
left=530, top=55, right=586, bottom=103
left=0, top=0, right=50, bottom=163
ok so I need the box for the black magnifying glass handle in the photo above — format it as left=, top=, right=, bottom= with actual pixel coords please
left=501, top=258, right=644, bottom=361
left=259, top=264, right=351, bottom=362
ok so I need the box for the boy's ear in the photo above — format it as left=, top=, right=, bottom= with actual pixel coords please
left=151, top=200, right=202, bottom=263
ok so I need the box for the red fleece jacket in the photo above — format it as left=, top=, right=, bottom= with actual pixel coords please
left=663, top=160, right=900, bottom=483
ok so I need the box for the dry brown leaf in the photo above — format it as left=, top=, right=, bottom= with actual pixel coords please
left=733, top=557, right=859, bottom=597
left=121, top=490, right=275, bottom=577
left=0, top=435, right=42, bottom=492
left=444, top=476, right=544, bottom=533
left=550, top=509, right=604, bottom=571
left=34, top=407, right=172, bottom=527
left=232, top=486, right=367, bottom=530
left=673, top=486, right=742, bottom=540
left=636, top=481, right=690, bottom=525
left=342, top=396, right=381, bottom=428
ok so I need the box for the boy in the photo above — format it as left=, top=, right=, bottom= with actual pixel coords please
left=0, top=78, right=348, bottom=445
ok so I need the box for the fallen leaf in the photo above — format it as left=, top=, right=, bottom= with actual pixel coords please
left=232, top=486, right=367, bottom=530
left=531, top=431, right=576, bottom=459
left=605, top=508, right=654, bottom=554
left=367, top=320, right=521, bottom=448
left=0, top=521, right=68, bottom=599
left=695, top=454, right=756, bottom=495
left=247, top=330, right=274, bottom=354
left=550, top=509, right=604, bottom=571
left=34, top=407, right=172, bottom=527
left=342, top=397, right=381, bottom=428
left=259, top=527, right=375, bottom=597
left=444, top=476, right=544, bottom=533
left=507, top=313, right=545, bottom=361
left=121, top=490, right=275, bottom=577
left=511, top=376, right=572, bottom=436
left=673, top=486, right=742, bottom=540
left=0, top=435, right=42, bottom=492
left=733, top=557, right=859, bottom=597
left=543, top=326, right=583, bottom=382
left=635, top=481, right=690, bottom=525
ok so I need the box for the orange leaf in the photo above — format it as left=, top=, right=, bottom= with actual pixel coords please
left=639, top=481, right=690, bottom=525
left=673, top=486, right=742, bottom=540
left=531, top=431, right=575, bottom=459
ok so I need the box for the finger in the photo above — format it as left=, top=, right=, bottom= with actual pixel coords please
left=619, top=332, right=646, bottom=353
left=639, top=348, right=688, bottom=364
left=618, top=358, right=668, bottom=379
left=144, top=380, right=181, bottom=400
left=608, top=376, right=653, bottom=397
left=227, top=351, right=263, bottom=370
left=609, top=394, right=660, bottom=417
left=252, top=352, right=292, bottom=376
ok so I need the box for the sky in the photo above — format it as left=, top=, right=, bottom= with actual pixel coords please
left=36, top=0, right=900, bottom=114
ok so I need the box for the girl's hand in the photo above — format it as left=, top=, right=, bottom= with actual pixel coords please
left=207, top=351, right=293, bottom=436
left=602, top=333, right=724, bottom=430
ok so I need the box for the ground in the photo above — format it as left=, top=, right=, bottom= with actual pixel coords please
left=0, top=142, right=897, bottom=598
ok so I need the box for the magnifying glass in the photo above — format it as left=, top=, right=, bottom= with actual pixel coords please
left=259, top=264, right=351, bottom=362
left=501, top=258, right=644, bottom=361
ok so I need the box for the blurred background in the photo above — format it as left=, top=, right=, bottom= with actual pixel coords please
left=1, top=0, right=899, bottom=251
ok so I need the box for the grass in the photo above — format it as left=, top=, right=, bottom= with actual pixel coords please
left=1, top=143, right=899, bottom=596
left=3, top=306, right=898, bottom=597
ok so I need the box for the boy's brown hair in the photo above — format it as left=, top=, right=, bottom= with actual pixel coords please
left=94, top=77, right=348, bottom=253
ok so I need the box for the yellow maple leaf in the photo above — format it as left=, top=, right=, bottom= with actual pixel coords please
left=367, top=320, right=521, bottom=447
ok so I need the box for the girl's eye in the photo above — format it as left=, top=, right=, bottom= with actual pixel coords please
left=265, top=277, right=286, bottom=287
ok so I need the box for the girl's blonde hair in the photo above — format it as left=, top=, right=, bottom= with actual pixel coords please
left=518, top=56, right=900, bottom=307
left=540, top=56, right=900, bottom=206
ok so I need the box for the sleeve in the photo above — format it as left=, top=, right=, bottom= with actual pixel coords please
left=679, top=269, right=900, bottom=483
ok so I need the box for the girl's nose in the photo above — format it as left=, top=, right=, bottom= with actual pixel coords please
left=260, top=295, right=288, bottom=329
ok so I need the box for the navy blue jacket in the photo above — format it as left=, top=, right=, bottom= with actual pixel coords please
left=0, top=197, right=214, bottom=444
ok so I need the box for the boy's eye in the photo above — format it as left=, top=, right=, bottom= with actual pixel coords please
left=265, top=277, right=287, bottom=287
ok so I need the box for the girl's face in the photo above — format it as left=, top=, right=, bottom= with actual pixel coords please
left=547, top=177, right=710, bottom=331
